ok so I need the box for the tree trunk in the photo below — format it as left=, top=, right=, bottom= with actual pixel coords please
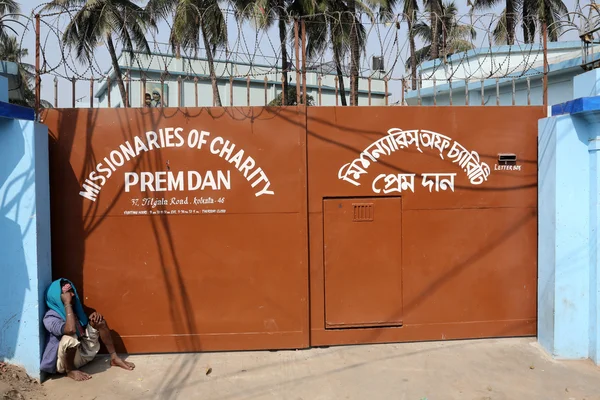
left=408, top=17, right=417, bottom=90
left=333, top=45, right=347, bottom=106
left=348, top=0, right=359, bottom=106
left=522, top=1, right=535, bottom=44
left=107, top=34, right=128, bottom=107
left=506, top=0, right=515, bottom=45
left=429, top=1, right=440, bottom=60
left=201, top=19, right=222, bottom=107
left=277, top=0, right=288, bottom=102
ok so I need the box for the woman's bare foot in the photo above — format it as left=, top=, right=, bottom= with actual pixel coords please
left=110, top=356, right=135, bottom=370
left=67, top=370, right=91, bottom=381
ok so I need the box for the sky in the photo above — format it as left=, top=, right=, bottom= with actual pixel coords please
left=6, top=0, right=592, bottom=106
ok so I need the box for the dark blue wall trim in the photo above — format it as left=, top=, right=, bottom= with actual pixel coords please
left=0, top=101, right=35, bottom=121
left=551, top=97, right=600, bottom=116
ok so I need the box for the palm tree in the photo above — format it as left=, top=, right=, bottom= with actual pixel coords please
left=302, top=0, right=355, bottom=105
left=400, top=0, right=419, bottom=89
left=426, top=0, right=443, bottom=59
left=474, top=0, right=568, bottom=45
left=406, top=1, right=475, bottom=68
left=347, top=0, right=360, bottom=105
left=0, top=35, right=53, bottom=108
left=472, top=0, right=516, bottom=45
left=0, top=0, right=20, bottom=41
left=0, top=35, right=34, bottom=103
left=232, top=0, right=321, bottom=105
left=43, top=0, right=154, bottom=108
left=347, top=0, right=398, bottom=105
left=231, top=0, right=291, bottom=102
left=304, top=0, right=396, bottom=106
left=147, top=0, right=227, bottom=106
left=523, top=0, right=568, bottom=42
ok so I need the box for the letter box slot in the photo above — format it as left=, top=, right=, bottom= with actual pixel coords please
left=498, top=153, right=517, bottom=165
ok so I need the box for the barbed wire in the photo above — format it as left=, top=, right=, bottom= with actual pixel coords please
left=3, top=2, right=600, bottom=107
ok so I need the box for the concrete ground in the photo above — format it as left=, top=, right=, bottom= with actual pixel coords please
left=41, top=338, right=600, bottom=400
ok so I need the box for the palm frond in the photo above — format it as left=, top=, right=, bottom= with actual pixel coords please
left=405, top=44, right=432, bottom=69
left=0, top=0, right=19, bottom=15
left=413, top=21, right=432, bottom=41
left=145, top=0, right=177, bottom=22
left=472, top=0, right=502, bottom=11
left=201, top=2, right=227, bottom=48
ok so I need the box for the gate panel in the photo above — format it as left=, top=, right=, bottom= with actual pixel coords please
left=42, top=107, right=309, bottom=353
left=323, top=197, right=403, bottom=328
left=308, top=106, right=545, bottom=346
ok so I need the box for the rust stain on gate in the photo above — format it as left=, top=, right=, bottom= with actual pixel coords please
left=41, top=105, right=544, bottom=353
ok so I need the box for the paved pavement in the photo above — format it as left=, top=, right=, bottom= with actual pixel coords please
left=40, top=338, right=600, bottom=400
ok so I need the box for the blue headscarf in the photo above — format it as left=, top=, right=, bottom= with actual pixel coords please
left=45, top=278, right=88, bottom=333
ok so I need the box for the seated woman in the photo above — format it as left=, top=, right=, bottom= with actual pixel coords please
left=40, top=278, right=135, bottom=381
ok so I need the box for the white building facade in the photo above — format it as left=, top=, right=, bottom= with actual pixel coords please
left=405, top=42, right=597, bottom=107
left=95, top=51, right=389, bottom=108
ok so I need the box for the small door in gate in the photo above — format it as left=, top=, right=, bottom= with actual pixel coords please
left=323, top=197, right=403, bottom=329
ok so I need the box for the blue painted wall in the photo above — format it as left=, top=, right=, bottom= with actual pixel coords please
left=538, top=69, right=600, bottom=363
left=0, top=75, right=6, bottom=103
left=0, top=76, right=52, bottom=379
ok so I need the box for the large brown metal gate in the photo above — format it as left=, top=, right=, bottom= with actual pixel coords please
left=42, top=105, right=544, bottom=353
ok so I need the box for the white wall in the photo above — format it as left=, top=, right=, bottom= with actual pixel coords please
left=418, top=43, right=584, bottom=89
left=406, top=71, right=575, bottom=107
left=96, top=52, right=388, bottom=107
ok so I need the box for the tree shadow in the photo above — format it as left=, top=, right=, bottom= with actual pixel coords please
left=0, top=117, right=31, bottom=368
left=39, top=104, right=543, bottom=398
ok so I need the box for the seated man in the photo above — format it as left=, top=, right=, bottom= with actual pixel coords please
left=40, top=278, right=135, bottom=381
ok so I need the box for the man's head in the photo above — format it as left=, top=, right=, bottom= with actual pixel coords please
left=145, top=93, right=151, bottom=105
left=152, top=90, right=161, bottom=101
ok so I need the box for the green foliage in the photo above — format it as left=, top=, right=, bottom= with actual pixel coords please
left=405, top=1, right=476, bottom=69
left=473, top=0, right=569, bottom=44
left=268, top=85, right=315, bottom=106
left=0, top=35, right=52, bottom=109
left=0, top=0, right=20, bottom=41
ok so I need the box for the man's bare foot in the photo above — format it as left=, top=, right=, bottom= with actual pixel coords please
left=67, top=370, right=91, bottom=381
left=110, top=357, right=135, bottom=371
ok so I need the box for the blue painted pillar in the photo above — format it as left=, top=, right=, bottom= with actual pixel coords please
left=0, top=76, right=52, bottom=379
left=538, top=69, right=600, bottom=363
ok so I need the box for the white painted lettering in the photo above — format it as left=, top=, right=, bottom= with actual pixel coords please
left=164, top=127, right=175, bottom=147
left=124, top=172, right=139, bottom=192
left=201, top=171, right=217, bottom=190
left=188, top=171, right=202, bottom=191
left=198, top=131, right=210, bottom=149
left=119, top=141, right=136, bottom=161
left=187, top=129, right=199, bottom=148
left=134, top=136, right=149, bottom=154
left=255, top=181, right=274, bottom=197
left=210, top=136, right=224, bottom=154
left=140, top=172, right=155, bottom=192
left=168, top=171, right=184, bottom=191
left=229, top=149, right=245, bottom=169
left=79, top=184, right=100, bottom=201
left=158, top=128, right=166, bottom=147
left=220, top=140, right=235, bottom=160
left=110, top=150, right=125, bottom=167
left=217, top=170, right=231, bottom=190
left=251, top=170, right=269, bottom=188
left=146, top=131, right=159, bottom=150
left=174, top=127, right=185, bottom=147
left=155, top=171, right=167, bottom=191
left=79, top=127, right=275, bottom=201
left=240, top=156, right=256, bottom=178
